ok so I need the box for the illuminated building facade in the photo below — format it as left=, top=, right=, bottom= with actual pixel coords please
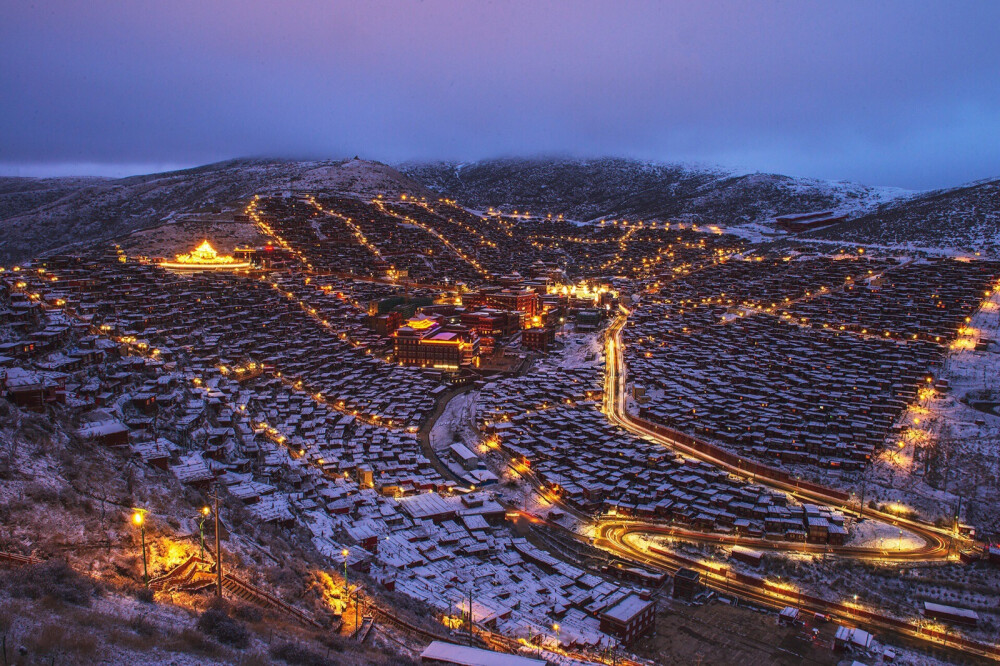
left=463, top=288, right=539, bottom=319
left=522, top=326, right=556, bottom=352
left=159, top=240, right=251, bottom=272
left=393, top=315, right=480, bottom=370
left=459, top=309, right=522, bottom=337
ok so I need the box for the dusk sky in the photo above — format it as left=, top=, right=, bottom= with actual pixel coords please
left=1, top=1, right=998, bottom=189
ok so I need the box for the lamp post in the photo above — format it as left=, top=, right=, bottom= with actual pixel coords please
left=341, top=548, right=350, bottom=618
left=552, top=622, right=560, bottom=646
left=468, top=586, right=474, bottom=647
left=214, top=485, right=222, bottom=598
left=132, top=510, right=148, bottom=589
left=198, top=506, right=210, bottom=561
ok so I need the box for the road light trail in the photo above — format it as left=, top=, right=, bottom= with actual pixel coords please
left=593, top=521, right=999, bottom=662
left=600, top=307, right=954, bottom=561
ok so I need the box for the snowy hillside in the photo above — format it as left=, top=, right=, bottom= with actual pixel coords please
left=0, top=176, right=109, bottom=221
left=0, top=159, right=431, bottom=264
left=807, top=178, right=1000, bottom=256
left=399, top=157, right=912, bottom=224
left=5, top=155, right=999, bottom=263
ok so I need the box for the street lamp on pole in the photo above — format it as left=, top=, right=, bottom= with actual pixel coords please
left=214, top=485, right=222, bottom=598
left=552, top=622, right=560, bottom=646
left=198, top=506, right=210, bottom=561
left=132, top=510, right=148, bottom=589
left=341, top=548, right=352, bottom=628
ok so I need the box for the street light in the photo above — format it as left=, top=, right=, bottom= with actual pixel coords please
left=341, top=548, right=356, bottom=631
left=552, top=622, right=560, bottom=646
left=213, top=485, right=222, bottom=598
left=198, top=506, right=210, bottom=561
left=132, top=510, right=148, bottom=589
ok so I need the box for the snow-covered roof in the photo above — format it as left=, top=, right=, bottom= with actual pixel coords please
left=76, top=420, right=129, bottom=438
left=923, top=601, right=979, bottom=621
left=419, top=641, right=545, bottom=666
left=601, top=593, right=653, bottom=623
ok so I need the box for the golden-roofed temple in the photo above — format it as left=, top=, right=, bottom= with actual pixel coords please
left=160, top=240, right=251, bottom=272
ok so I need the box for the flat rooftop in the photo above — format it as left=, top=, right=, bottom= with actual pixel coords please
left=602, top=593, right=653, bottom=623
left=420, top=641, right=545, bottom=666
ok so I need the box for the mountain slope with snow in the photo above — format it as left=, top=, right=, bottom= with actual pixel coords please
left=4, top=156, right=998, bottom=262
left=806, top=178, right=1000, bottom=255
left=399, top=157, right=912, bottom=224
left=0, top=159, right=431, bottom=264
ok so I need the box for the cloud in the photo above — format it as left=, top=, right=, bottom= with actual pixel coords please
left=1, top=1, right=998, bottom=188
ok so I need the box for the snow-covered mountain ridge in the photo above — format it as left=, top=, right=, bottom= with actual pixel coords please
left=0, top=158, right=432, bottom=264
left=399, top=157, right=914, bottom=224
left=3, top=155, right=999, bottom=262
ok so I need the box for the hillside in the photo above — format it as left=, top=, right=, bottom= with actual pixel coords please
left=5, top=156, right=999, bottom=264
left=399, top=157, right=909, bottom=224
left=0, top=392, right=426, bottom=665
left=0, top=159, right=431, bottom=264
left=0, top=176, right=109, bottom=222
left=806, top=178, right=1000, bottom=255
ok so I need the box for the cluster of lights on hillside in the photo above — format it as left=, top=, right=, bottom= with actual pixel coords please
left=372, top=197, right=489, bottom=276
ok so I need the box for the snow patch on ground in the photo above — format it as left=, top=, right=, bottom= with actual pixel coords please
left=868, top=289, right=1000, bottom=526
left=430, top=391, right=480, bottom=454
left=844, top=518, right=924, bottom=551
left=557, top=332, right=604, bottom=370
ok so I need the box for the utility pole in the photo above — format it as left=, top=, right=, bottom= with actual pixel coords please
left=858, top=475, right=867, bottom=520
left=468, top=586, right=473, bottom=646
left=951, top=494, right=963, bottom=556
left=132, top=510, right=148, bottom=589
left=199, top=505, right=210, bottom=561
left=342, top=549, right=350, bottom=591
left=214, top=484, right=222, bottom=598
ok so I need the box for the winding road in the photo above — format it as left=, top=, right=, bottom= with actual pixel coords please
left=583, top=308, right=1000, bottom=661
left=600, top=308, right=955, bottom=562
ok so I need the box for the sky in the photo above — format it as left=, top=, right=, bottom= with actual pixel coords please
left=1, top=1, right=998, bottom=189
